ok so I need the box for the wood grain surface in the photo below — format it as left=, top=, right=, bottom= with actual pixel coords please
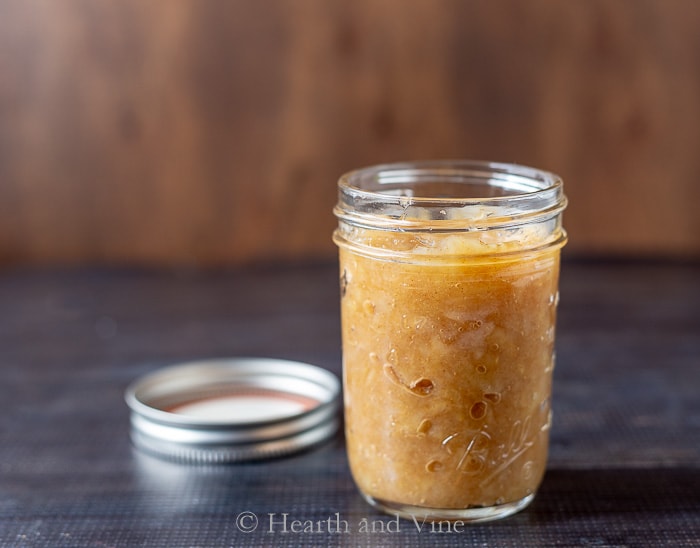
left=0, top=261, right=699, bottom=546
left=1, top=1, right=699, bottom=266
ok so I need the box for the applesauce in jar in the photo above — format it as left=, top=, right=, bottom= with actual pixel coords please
left=333, top=161, right=567, bottom=522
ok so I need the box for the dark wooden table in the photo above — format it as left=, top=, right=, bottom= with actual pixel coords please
left=1, top=260, right=698, bottom=547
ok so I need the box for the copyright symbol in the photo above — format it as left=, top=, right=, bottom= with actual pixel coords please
left=235, top=511, right=258, bottom=533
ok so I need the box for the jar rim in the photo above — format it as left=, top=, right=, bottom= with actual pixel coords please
left=335, top=160, right=567, bottom=232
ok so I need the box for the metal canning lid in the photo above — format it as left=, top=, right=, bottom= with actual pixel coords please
left=125, top=357, right=341, bottom=464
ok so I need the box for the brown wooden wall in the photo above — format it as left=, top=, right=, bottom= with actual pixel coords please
left=1, top=0, right=699, bottom=267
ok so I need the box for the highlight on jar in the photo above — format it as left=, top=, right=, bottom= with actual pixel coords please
left=333, top=160, right=567, bottom=523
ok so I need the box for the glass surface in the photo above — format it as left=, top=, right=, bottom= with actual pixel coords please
left=334, top=160, right=567, bottom=522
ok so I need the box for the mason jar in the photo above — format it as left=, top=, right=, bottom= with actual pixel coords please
left=333, top=160, right=567, bottom=522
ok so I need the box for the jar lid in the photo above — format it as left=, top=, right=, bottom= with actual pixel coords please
left=125, top=357, right=341, bottom=464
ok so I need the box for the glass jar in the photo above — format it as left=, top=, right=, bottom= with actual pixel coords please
left=333, top=160, right=567, bottom=522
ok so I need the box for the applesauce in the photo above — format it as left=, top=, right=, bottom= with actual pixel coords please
left=333, top=161, right=567, bottom=522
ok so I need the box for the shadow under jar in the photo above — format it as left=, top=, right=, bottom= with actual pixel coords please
left=333, top=160, right=567, bottom=523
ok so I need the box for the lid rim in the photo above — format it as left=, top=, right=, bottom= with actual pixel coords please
left=125, top=357, right=341, bottom=463
left=130, top=417, right=340, bottom=464
left=129, top=399, right=339, bottom=444
left=125, top=357, right=340, bottom=427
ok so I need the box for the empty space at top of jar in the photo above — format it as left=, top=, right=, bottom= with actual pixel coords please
left=333, top=161, right=567, bottom=261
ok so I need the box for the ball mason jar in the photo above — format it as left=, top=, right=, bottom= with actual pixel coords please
left=333, top=160, right=567, bottom=522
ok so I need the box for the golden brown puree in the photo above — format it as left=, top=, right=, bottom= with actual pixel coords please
left=340, top=231, right=560, bottom=510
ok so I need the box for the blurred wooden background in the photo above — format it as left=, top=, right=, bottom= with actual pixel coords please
left=1, top=0, right=699, bottom=267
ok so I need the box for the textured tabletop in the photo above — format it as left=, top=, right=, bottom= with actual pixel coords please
left=1, top=261, right=698, bottom=547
